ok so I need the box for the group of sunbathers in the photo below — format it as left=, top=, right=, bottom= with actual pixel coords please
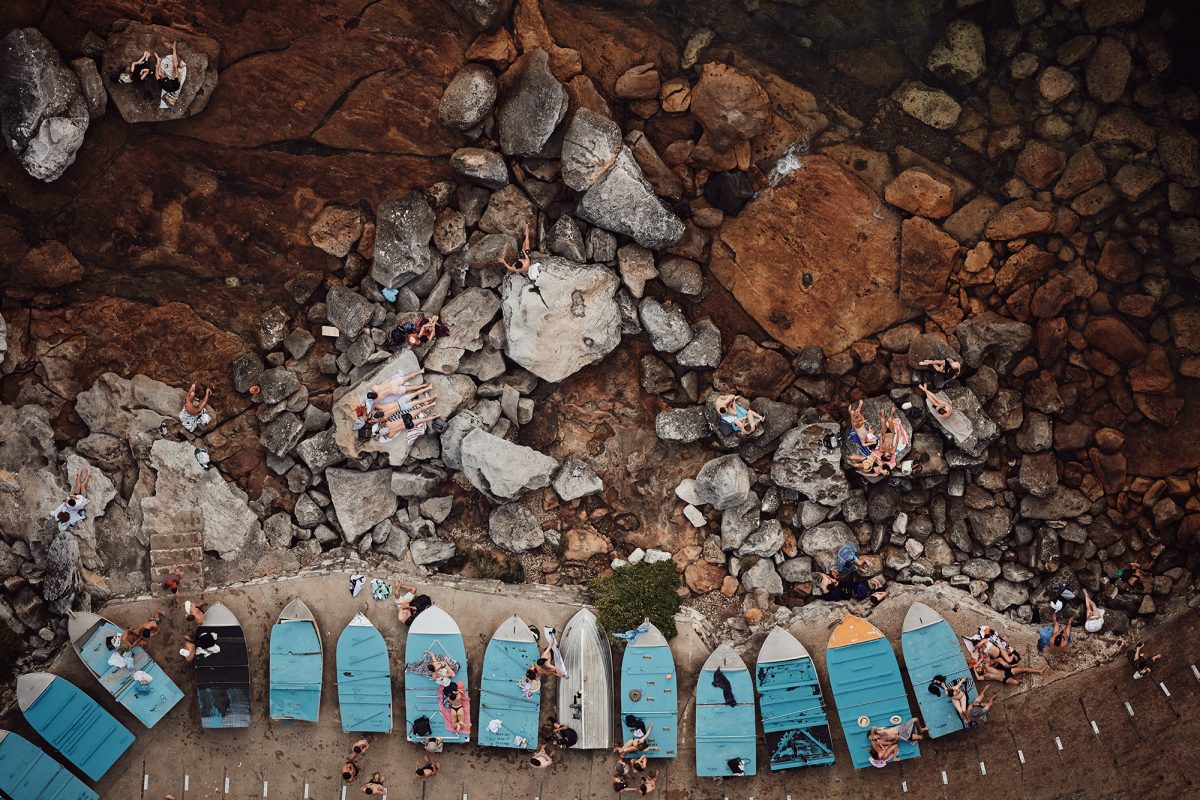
left=846, top=400, right=910, bottom=479
left=963, top=625, right=1046, bottom=685
left=715, top=393, right=764, bottom=437
left=611, top=718, right=660, bottom=794
left=812, top=544, right=888, bottom=604
left=112, top=41, right=187, bottom=108
left=352, top=369, right=442, bottom=444
left=867, top=718, right=928, bottom=767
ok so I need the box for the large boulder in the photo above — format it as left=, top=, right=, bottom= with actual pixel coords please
left=101, top=21, right=220, bottom=122
left=326, top=468, right=397, bottom=544
left=443, top=0, right=514, bottom=31
left=332, top=349, right=422, bottom=466
left=439, top=63, right=498, bottom=130
left=577, top=148, right=685, bottom=249
left=0, top=28, right=89, bottom=181
left=140, top=440, right=261, bottom=559
left=500, top=257, right=621, bottom=382
left=488, top=502, right=546, bottom=553
left=689, top=62, right=771, bottom=151
left=496, top=48, right=568, bottom=157
left=771, top=422, right=850, bottom=506
left=460, top=428, right=559, bottom=500
left=561, top=108, right=623, bottom=191
left=955, top=312, right=1032, bottom=374
left=372, top=193, right=437, bottom=289
left=710, top=155, right=911, bottom=353
left=693, top=454, right=752, bottom=510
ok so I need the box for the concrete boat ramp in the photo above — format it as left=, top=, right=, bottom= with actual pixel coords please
left=6, top=568, right=1196, bottom=799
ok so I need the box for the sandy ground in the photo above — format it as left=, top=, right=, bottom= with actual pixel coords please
left=12, top=569, right=1199, bottom=800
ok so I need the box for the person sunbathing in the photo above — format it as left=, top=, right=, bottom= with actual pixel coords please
left=533, top=645, right=566, bottom=678
left=424, top=650, right=456, bottom=686
left=971, top=657, right=1044, bottom=685
left=370, top=385, right=435, bottom=417
left=919, top=383, right=974, bottom=442
left=370, top=369, right=426, bottom=401
left=848, top=400, right=876, bottom=447
left=849, top=451, right=891, bottom=479
left=917, top=357, right=961, bottom=378
left=156, top=41, right=186, bottom=107
left=443, top=682, right=468, bottom=732
left=614, top=724, right=660, bottom=757
left=929, top=675, right=971, bottom=725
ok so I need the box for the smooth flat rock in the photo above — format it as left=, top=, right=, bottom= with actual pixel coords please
left=326, top=467, right=396, bottom=544
left=771, top=422, right=850, bottom=506
left=372, top=192, right=436, bottom=289
left=332, top=349, right=422, bottom=467
left=460, top=428, right=558, bottom=500
left=577, top=147, right=685, bottom=249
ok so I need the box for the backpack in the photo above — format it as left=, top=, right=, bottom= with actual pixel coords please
left=411, top=716, right=432, bottom=737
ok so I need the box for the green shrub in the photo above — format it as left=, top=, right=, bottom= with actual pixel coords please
left=589, top=560, right=682, bottom=642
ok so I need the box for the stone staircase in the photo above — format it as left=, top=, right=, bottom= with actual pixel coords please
left=148, top=531, right=205, bottom=591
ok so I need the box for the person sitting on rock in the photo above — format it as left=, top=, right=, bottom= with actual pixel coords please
left=1112, top=561, right=1147, bottom=595
left=369, top=384, right=435, bottom=418
left=53, top=467, right=91, bottom=532
left=1037, top=615, right=1073, bottom=654
left=1082, top=589, right=1106, bottom=633
left=848, top=400, right=877, bottom=448
left=156, top=41, right=187, bottom=108
left=848, top=450, right=891, bottom=480
left=917, top=357, right=961, bottom=379
left=715, top=394, right=763, bottom=436
left=392, top=314, right=450, bottom=348
left=918, top=383, right=973, bottom=443
left=179, top=383, right=213, bottom=433
left=113, top=50, right=157, bottom=100
left=875, top=407, right=909, bottom=469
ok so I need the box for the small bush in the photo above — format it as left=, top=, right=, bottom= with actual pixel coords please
left=589, top=560, right=682, bottom=642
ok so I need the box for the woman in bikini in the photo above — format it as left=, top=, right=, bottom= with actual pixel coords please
left=415, top=759, right=439, bottom=780
left=394, top=580, right=419, bottom=623
left=971, top=657, right=1045, bottom=685
left=715, top=394, right=764, bottom=436
left=929, top=675, right=972, bottom=726
left=533, top=645, right=566, bottom=678
left=614, top=724, right=660, bottom=757
left=443, top=682, right=468, bottom=732
left=370, top=384, right=435, bottom=417
left=424, top=650, right=457, bottom=686
left=370, top=369, right=426, bottom=402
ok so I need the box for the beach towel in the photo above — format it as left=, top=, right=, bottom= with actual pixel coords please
left=405, top=651, right=461, bottom=678
left=927, top=392, right=974, bottom=442
left=438, top=681, right=472, bottom=734
left=836, top=544, right=860, bottom=575
left=371, top=579, right=391, bottom=600
left=613, top=621, right=651, bottom=642
left=158, top=54, right=187, bottom=109
left=712, top=667, right=737, bottom=707
left=542, top=626, right=568, bottom=679
left=350, top=574, right=366, bottom=597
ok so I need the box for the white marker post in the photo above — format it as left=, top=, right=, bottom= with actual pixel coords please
left=1091, top=720, right=1099, bottom=735
left=1125, top=702, right=1135, bottom=717
left=143, top=774, right=149, bottom=792
left=223, top=776, right=230, bottom=795
left=1055, top=736, right=1063, bottom=751
left=941, top=771, right=948, bottom=785
left=1160, top=682, right=1171, bottom=697
left=980, top=761, right=987, bottom=776
left=1018, top=749, right=1026, bottom=764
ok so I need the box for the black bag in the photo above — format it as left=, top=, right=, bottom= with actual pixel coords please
left=411, top=716, right=433, bottom=737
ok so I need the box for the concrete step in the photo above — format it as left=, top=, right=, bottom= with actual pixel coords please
left=148, top=531, right=203, bottom=550
left=149, top=546, right=204, bottom=567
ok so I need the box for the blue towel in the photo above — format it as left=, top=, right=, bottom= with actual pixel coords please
left=613, top=621, right=651, bottom=642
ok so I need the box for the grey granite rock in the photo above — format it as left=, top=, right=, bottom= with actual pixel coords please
left=577, top=148, right=685, bottom=249
left=372, top=193, right=436, bottom=288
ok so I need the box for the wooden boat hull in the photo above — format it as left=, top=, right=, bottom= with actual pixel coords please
left=0, top=729, right=99, bottom=800
left=67, top=611, right=183, bottom=729
left=336, top=613, right=393, bottom=733
left=269, top=598, right=323, bottom=723
left=194, top=602, right=252, bottom=729
left=404, top=605, right=470, bottom=744
left=755, top=626, right=836, bottom=771
left=17, top=673, right=134, bottom=782
left=901, top=602, right=976, bottom=739
left=478, top=615, right=540, bottom=750
left=619, top=622, right=677, bottom=758
left=825, top=615, right=920, bottom=769
left=557, top=608, right=613, bottom=750
left=695, top=643, right=756, bottom=777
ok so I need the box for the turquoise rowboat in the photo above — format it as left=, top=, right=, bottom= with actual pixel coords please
left=67, top=611, right=183, bottom=728
left=404, top=605, right=471, bottom=744
left=0, top=730, right=98, bottom=800
left=825, top=615, right=920, bottom=769
left=557, top=608, right=613, bottom=749
left=269, top=598, right=323, bottom=723
left=195, top=602, right=252, bottom=729
left=695, top=643, right=756, bottom=777
left=902, top=602, right=976, bottom=738
left=619, top=620, right=677, bottom=758
left=755, top=626, right=836, bottom=771
left=478, top=615, right=540, bottom=750
left=17, top=673, right=134, bottom=781
left=336, top=613, right=392, bottom=733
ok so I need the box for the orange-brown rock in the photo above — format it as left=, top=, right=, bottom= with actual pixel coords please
left=18, top=241, right=85, bottom=288
left=513, top=0, right=582, bottom=82
left=1030, top=274, right=1075, bottom=318
left=1084, top=316, right=1148, bottom=364
left=899, top=217, right=959, bottom=310
left=710, top=155, right=910, bottom=354
left=565, top=74, right=611, bottom=117
left=1052, top=145, right=1106, bottom=199
left=884, top=168, right=955, bottom=218
left=995, top=245, right=1056, bottom=293
left=1094, top=238, right=1140, bottom=283
left=690, top=62, right=771, bottom=152
left=713, top=335, right=793, bottom=400
left=660, top=77, right=691, bottom=113
left=1015, top=140, right=1067, bottom=189
left=465, top=28, right=518, bottom=69
left=614, top=62, right=660, bottom=100
left=684, top=561, right=726, bottom=593
left=984, top=199, right=1055, bottom=240
left=562, top=529, right=610, bottom=561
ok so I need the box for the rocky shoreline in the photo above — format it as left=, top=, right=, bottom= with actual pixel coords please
left=1, top=0, right=1199, bottom=684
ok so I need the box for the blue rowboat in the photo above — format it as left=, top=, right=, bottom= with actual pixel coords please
left=336, top=613, right=392, bottom=733
left=902, top=602, right=976, bottom=739
left=478, top=615, right=540, bottom=750
left=755, top=626, right=836, bottom=771
left=695, top=643, right=756, bottom=777
left=67, top=611, right=183, bottom=729
left=825, top=615, right=920, bottom=769
left=0, top=730, right=98, bottom=800
left=404, top=605, right=471, bottom=744
left=619, top=620, right=677, bottom=758
left=557, top=608, right=613, bottom=750
left=17, top=673, right=134, bottom=781
left=194, top=602, right=252, bottom=729
left=269, top=598, right=323, bottom=723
